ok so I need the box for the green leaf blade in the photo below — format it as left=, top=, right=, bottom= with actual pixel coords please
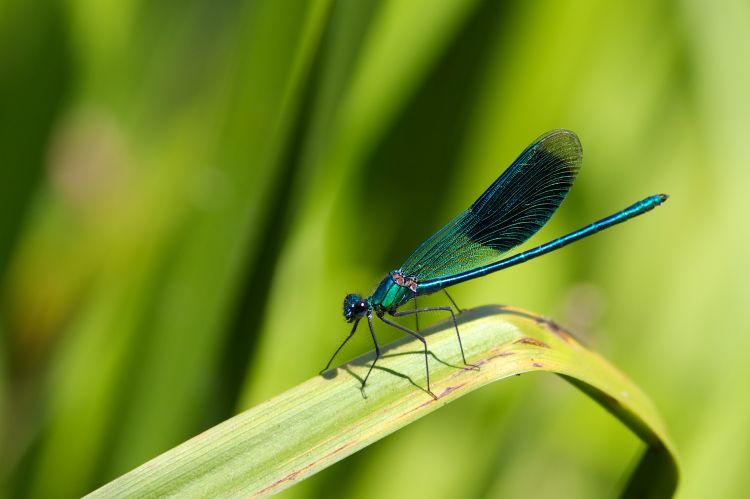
left=87, top=306, right=679, bottom=498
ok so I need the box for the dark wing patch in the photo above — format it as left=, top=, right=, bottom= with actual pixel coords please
left=399, top=129, right=582, bottom=282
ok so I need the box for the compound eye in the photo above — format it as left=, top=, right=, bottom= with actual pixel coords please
left=356, top=301, right=367, bottom=313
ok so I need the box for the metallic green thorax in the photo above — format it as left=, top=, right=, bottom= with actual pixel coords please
left=370, top=272, right=416, bottom=313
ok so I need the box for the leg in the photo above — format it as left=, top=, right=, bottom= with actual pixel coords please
left=319, top=319, right=359, bottom=374
left=443, top=289, right=462, bottom=313
left=392, top=306, right=471, bottom=366
left=413, top=296, right=420, bottom=331
left=361, top=315, right=381, bottom=390
left=378, top=315, right=433, bottom=396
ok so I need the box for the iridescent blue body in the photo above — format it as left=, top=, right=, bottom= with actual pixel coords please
left=324, top=129, right=668, bottom=396
left=371, top=274, right=416, bottom=312
left=416, top=193, right=666, bottom=293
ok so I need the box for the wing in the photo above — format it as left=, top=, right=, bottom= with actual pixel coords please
left=399, top=129, right=582, bottom=282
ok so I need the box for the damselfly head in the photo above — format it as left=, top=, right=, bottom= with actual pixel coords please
left=343, top=294, right=369, bottom=322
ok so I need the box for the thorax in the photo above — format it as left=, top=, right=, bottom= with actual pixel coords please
left=370, top=271, right=417, bottom=313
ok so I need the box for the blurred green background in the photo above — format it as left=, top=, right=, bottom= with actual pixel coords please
left=1, top=0, right=749, bottom=497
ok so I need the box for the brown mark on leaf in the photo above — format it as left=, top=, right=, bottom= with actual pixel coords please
left=255, top=441, right=355, bottom=496
left=540, top=319, right=578, bottom=344
left=438, top=383, right=466, bottom=399
left=553, top=328, right=576, bottom=344
left=514, top=337, right=549, bottom=348
left=447, top=363, right=480, bottom=381
left=409, top=396, right=438, bottom=414
left=484, top=350, right=516, bottom=364
left=532, top=362, right=544, bottom=368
